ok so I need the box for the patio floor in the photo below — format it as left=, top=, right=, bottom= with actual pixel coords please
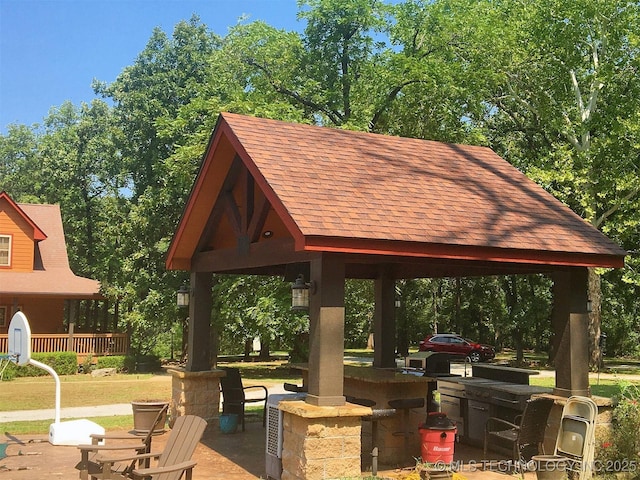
left=0, top=420, right=535, bottom=480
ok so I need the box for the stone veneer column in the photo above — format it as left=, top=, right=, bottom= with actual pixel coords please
left=279, top=400, right=371, bottom=480
left=167, top=368, right=224, bottom=427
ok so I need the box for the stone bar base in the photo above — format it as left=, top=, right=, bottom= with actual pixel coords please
left=279, top=400, right=370, bottom=480
left=167, top=368, right=224, bottom=428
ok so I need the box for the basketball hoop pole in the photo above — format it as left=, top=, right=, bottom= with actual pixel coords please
left=28, top=358, right=61, bottom=424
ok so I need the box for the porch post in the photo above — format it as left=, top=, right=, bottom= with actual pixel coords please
left=373, top=266, right=396, bottom=368
left=68, top=300, right=76, bottom=353
left=552, top=267, right=590, bottom=397
left=306, top=254, right=345, bottom=407
left=186, top=271, right=212, bottom=372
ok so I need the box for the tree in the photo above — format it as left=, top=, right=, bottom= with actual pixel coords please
left=484, top=0, right=640, bottom=367
left=37, top=100, right=124, bottom=278
left=0, top=124, right=41, bottom=201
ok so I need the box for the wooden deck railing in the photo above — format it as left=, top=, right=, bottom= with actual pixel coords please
left=0, top=333, right=129, bottom=363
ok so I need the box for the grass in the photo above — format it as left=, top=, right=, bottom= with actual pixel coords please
left=2, top=355, right=639, bottom=435
left=529, top=376, right=627, bottom=398
left=1, top=415, right=134, bottom=435
left=0, top=373, right=171, bottom=411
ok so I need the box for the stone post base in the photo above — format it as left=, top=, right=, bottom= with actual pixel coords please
left=167, top=368, right=224, bottom=427
left=279, top=400, right=370, bottom=480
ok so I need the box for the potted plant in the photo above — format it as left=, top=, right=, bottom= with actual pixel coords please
left=131, top=399, right=169, bottom=434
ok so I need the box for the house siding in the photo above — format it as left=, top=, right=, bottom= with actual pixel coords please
left=0, top=199, right=35, bottom=271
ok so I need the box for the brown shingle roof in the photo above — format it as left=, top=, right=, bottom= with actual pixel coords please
left=222, top=113, right=624, bottom=258
left=0, top=202, right=101, bottom=297
left=167, top=113, right=625, bottom=272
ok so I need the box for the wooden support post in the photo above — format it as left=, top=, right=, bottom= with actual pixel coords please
left=186, top=271, right=212, bottom=372
left=552, top=268, right=590, bottom=397
left=306, top=254, right=345, bottom=407
left=374, top=266, right=396, bottom=368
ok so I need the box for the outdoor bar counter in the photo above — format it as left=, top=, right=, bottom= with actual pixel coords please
left=290, top=364, right=434, bottom=465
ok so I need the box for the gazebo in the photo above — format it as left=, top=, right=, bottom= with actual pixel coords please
left=165, top=113, right=625, bottom=479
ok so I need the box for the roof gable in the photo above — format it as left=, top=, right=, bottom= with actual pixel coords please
left=0, top=193, right=101, bottom=297
left=167, top=113, right=625, bottom=274
left=0, top=191, right=47, bottom=241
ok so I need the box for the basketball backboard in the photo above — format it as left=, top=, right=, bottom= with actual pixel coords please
left=8, top=311, right=31, bottom=366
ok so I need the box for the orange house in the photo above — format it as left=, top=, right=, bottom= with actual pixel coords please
left=0, top=191, right=127, bottom=361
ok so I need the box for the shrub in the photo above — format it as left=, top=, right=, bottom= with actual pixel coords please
left=0, top=351, right=78, bottom=380
left=135, top=354, right=161, bottom=373
left=595, top=382, right=640, bottom=479
left=95, top=355, right=127, bottom=371
left=81, top=354, right=93, bottom=374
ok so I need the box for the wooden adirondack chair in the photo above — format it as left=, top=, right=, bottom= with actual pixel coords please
left=76, top=404, right=169, bottom=480
left=77, top=414, right=206, bottom=480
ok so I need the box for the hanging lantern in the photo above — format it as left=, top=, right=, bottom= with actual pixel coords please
left=176, top=284, right=190, bottom=307
left=291, top=274, right=310, bottom=311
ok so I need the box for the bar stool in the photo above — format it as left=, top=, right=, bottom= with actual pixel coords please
left=388, top=397, right=425, bottom=463
left=347, top=396, right=396, bottom=476
left=283, top=382, right=307, bottom=393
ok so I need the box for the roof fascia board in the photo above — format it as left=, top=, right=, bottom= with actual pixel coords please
left=300, top=236, right=625, bottom=269
left=0, top=191, right=47, bottom=241
left=166, top=115, right=235, bottom=270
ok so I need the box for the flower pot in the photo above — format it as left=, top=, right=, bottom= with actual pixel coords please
left=131, top=401, right=169, bottom=435
left=219, top=413, right=239, bottom=434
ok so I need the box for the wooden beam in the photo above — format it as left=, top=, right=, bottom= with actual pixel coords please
left=195, top=156, right=244, bottom=253
left=248, top=194, right=271, bottom=243
left=192, top=238, right=317, bottom=273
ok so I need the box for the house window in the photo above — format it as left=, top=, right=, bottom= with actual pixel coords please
left=0, top=235, right=10, bottom=266
left=0, top=307, right=6, bottom=327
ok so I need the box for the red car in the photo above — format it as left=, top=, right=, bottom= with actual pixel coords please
left=418, top=333, right=495, bottom=362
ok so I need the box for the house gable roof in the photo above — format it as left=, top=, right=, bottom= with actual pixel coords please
left=166, top=113, right=625, bottom=277
left=0, top=191, right=47, bottom=241
left=0, top=194, right=101, bottom=298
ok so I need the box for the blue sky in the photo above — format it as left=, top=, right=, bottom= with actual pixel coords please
left=0, top=0, right=301, bottom=134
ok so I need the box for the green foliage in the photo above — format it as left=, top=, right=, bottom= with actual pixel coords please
left=95, top=355, right=127, bottom=371
left=134, top=354, right=162, bottom=373
left=81, top=354, right=94, bottom=374
left=1, top=352, right=78, bottom=380
left=1, top=0, right=638, bottom=362
left=595, top=382, right=640, bottom=478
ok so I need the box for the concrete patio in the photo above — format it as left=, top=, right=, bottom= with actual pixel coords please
left=0, top=421, right=534, bottom=480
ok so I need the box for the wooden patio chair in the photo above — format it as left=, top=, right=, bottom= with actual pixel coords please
left=76, top=403, right=169, bottom=480
left=77, top=415, right=207, bottom=480
left=484, top=396, right=554, bottom=465
left=220, top=367, right=268, bottom=431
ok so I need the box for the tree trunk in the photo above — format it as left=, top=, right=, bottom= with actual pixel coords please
left=258, top=339, right=271, bottom=360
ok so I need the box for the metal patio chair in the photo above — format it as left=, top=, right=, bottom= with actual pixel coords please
left=484, top=396, right=554, bottom=465
left=220, top=367, right=268, bottom=431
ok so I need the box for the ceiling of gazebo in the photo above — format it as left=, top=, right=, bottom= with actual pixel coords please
left=166, top=113, right=625, bottom=279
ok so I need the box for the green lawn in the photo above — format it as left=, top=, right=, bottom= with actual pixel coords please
left=1, top=356, right=638, bottom=435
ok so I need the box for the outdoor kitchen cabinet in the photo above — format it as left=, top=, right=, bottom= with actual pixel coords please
left=437, top=365, right=552, bottom=448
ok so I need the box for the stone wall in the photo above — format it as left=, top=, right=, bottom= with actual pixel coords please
left=280, top=401, right=370, bottom=480
left=167, top=368, right=223, bottom=427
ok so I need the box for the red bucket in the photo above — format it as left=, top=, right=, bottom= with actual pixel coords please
left=419, top=426, right=456, bottom=463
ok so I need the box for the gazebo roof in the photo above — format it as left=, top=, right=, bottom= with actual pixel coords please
left=166, top=113, right=625, bottom=278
